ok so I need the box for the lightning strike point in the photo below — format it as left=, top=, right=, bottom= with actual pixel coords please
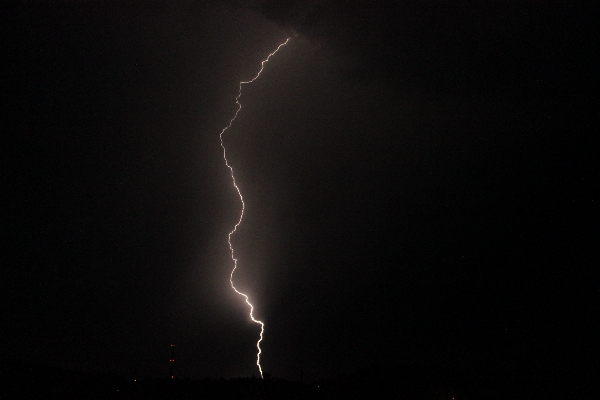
left=218, top=37, right=290, bottom=379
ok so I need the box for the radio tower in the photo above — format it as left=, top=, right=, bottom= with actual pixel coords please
left=169, top=344, right=176, bottom=379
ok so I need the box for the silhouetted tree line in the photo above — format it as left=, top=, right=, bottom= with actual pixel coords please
left=1, top=359, right=592, bottom=399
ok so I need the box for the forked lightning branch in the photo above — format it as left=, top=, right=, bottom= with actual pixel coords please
left=218, top=38, right=290, bottom=378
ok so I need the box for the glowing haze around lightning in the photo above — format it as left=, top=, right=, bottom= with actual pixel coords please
left=218, top=38, right=290, bottom=379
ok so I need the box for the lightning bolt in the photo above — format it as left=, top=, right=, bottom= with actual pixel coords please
left=218, top=37, right=290, bottom=378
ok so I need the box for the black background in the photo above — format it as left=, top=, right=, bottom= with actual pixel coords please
left=3, top=0, right=598, bottom=393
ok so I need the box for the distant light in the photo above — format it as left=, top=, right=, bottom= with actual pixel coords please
left=170, top=359, right=175, bottom=362
left=171, top=344, right=175, bottom=347
left=171, top=375, right=175, bottom=379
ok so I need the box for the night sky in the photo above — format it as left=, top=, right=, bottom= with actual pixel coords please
left=4, top=0, right=598, bottom=390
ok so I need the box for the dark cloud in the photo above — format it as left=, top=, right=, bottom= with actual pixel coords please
left=256, top=1, right=596, bottom=96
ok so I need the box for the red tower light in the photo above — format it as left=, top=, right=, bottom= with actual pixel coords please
left=169, top=344, right=176, bottom=379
